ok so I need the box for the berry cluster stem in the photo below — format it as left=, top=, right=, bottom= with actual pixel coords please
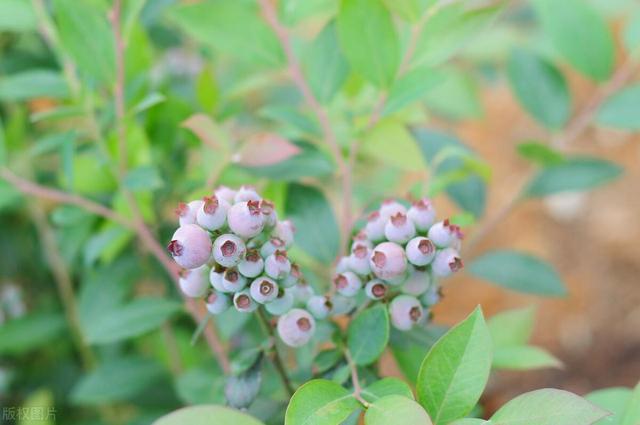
left=345, top=349, right=369, bottom=408
left=257, top=308, right=295, bottom=396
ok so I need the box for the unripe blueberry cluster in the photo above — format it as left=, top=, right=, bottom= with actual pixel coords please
left=331, top=198, right=463, bottom=331
left=168, top=186, right=316, bottom=347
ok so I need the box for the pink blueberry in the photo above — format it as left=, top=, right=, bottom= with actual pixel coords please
left=167, top=224, right=212, bottom=269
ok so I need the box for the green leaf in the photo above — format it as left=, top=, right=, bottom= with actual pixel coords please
left=413, top=129, right=487, bottom=216
left=0, top=313, right=66, bottom=355
left=507, top=49, right=570, bottom=129
left=175, top=366, right=225, bottom=405
left=586, top=387, right=632, bottom=425
left=525, top=157, right=623, bottom=197
left=488, top=307, right=535, bottom=348
left=493, top=346, right=562, bottom=370
left=0, top=70, right=69, bottom=101
left=83, top=298, right=182, bottom=344
left=413, top=3, right=502, bottom=68
left=0, top=0, right=36, bottom=32
left=123, top=166, right=164, bottom=192
left=390, top=325, right=447, bottom=384
left=167, top=1, right=283, bottom=68
left=361, top=378, right=415, bottom=403
left=347, top=304, right=390, bottom=366
left=423, top=68, right=483, bottom=120
left=336, top=0, right=400, bottom=87
left=490, top=389, right=609, bottom=425
left=467, top=250, right=566, bottom=297
left=596, top=84, right=640, bottom=130
left=621, top=382, right=640, bottom=425
left=362, top=120, right=427, bottom=171
left=71, top=358, right=164, bottom=405
left=450, top=420, right=491, bottom=425
left=382, top=67, right=444, bottom=116
left=302, top=21, right=349, bottom=104
left=284, top=379, right=360, bottom=425
left=154, top=405, right=265, bottom=425
left=365, top=395, right=432, bottom=425
left=516, top=142, right=564, bottom=167
left=18, top=389, right=55, bottom=425
left=285, top=184, right=340, bottom=264
left=532, top=0, right=614, bottom=81
left=416, top=307, right=492, bottom=425
left=53, top=0, right=115, bottom=83
left=623, top=9, right=640, bottom=54
left=381, top=0, right=424, bottom=22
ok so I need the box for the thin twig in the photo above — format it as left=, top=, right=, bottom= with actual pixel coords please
left=257, top=308, right=295, bottom=396
left=258, top=0, right=352, bottom=250
left=344, top=349, right=369, bottom=407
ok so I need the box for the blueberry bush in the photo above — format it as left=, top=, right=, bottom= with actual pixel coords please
left=0, top=0, right=639, bottom=424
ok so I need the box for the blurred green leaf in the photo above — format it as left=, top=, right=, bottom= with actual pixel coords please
left=0, top=0, right=36, bottom=32
left=285, top=379, right=359, bottom=425
left=417, top=307, right=492, bottom=425
left=413, top=3, right=502, bottom=68
left=492, top=346, right=562, bottom=370
left=83, top=224, right=133, bottom=265
left=259, top=105, right=321, bottom=138
left=71, top=358, right=164, bottom=405
left=0, top=70, right=69, bottom=101
left=382, top=67, right=444, bottom=116
left=0, top=117, right=6, bottom=165
left=83, top=298, right=182, bottom=344
left=587, top=387, right=633, bottom=425
left=525, top=157, right=623, bottom=197
left=124, top=166, right=164, bottom=192
left=423, top=68, right=482, bottom=120
left=381, top=0, right=425, bottom=22
left=488, top=307, right=534, bottom=348
left=596, top=84, right=640, bottom=130
left=279, top=0, right=338, bottom=25
left=132, top=92, right=166, bottom=115
left=18, top=388, right=55, bottom=425
left=53, top=0, right=115, bottom=83
left=302, top=21, right=349, bottom=104
left=29, top=132, right=77, bottom=157
left=154, top=405, right=265, bottom=425
left=347, top=304, right=389, bottom=366
left=623, top=9, right=640, bottom=54
left=62, top=152, right=116, bottom=195
left=285, top=184, right=340, bottom=264
left=362, top=120, right=426, bottom=171
left=621, top=383, right=640, bottom=425
left=365, top=395, right=432, bottom=425
left=167, top=1, right=283, bottom=68
left=507, top=49, right=570, bottom=129
left=196, top=66, right=219, bottom=114
left=0, top=313, right=66, bottom=355
left=533, top=0, right=614, bottom=81
left=175, top=366, right=225, bottom=405
left=467, top=250, right=566, bottom=296
left=490, top=389, right=608, bottom=425
left=336, top=0, right=400, bottom=87
left=361, top=378, right=415, bottom=403
left=516, top=142, right=564, bottom=166
left=413, top=129, right=487, bottom=217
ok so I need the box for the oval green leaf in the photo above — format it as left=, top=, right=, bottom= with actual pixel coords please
left=285, top=379, right=360, bottom=425
left=597, top=84, right=640, bottom=130
left=365, top=395, right=432, bottom=425
left=153, top=405, right=264, bottom=425
left=361, top=378, right=415, bottom=403
left=467, top=250, right=566, bottom=297
left=417, top=307, right=492, bottom=425
left=347, top=304, right=390, bottom=366
left=490, top=389, right=609, bottom=425
left=493, top=346, right=562, bottom=371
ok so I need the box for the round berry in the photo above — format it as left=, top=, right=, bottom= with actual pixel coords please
left=389, top=295, right=423, bottom=331
left=273, top=220, right=295, bottom=248
left=178, top=265, right=210, bottom=298
left=206, top=291, right=230, bottom=315
left=260, top=237, right=287, bottom=258
left=291, top=282, right=314, bottom=305
left=364, top=279, right=388, bottom=300
left=265, top=250, right=291, bottom=280
left=260, top=199, right=278, bottom=228
left=238, top=249, right=264, bottom=278
left=209, top=268, right=228, bottom=293
left=196, top=195, right=229, bottom=231
left=221, top=268, right=248, bottom=292
left=175, top=200, right=203, bottom=226
left=228, top=200, right=264, bottom=239
left=406, top=237, right=436, bottom=266
left=369, top=242, right=407, bottom=281
left=421, top=284, right=441, bottom=307
left=249, top=276, right=278, bottom=304
left=428, top=219, right=463, bottom=248
left=212, top=234, right=246, bottom=267
left=402, top=269, right=431, bottom=296
left=365, top=210, right=386, bottom=242
left=281, top=263, right=302, bottom=288
left=431, top=248, right=463, bottom=277
left=234, top=185, right=261, bottom=203
left=233, top=290, right=257, bottom=313
left=167, top=224, right=212, bottom=269
left=379, top=199, right=407, bottom=221
left=306, top=295, right=332, bottom=319
left=333, top=272, right=362, bottom=297
left=351, top=231, right=373, bottom=250
left=277, top=308, right=316, bottom=347
left=335, top=256, right=351, bottom=274
left=384, top=212, right=416, bottom=244
left=214, top=186, right=237, bottom=204
left=348, top=243, right=371, bottom=275
left=265, top=289, right=294, bottom=315
left=330, top=294, right=357, bottom=315
left=407, top=198, right=436, bottom=232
